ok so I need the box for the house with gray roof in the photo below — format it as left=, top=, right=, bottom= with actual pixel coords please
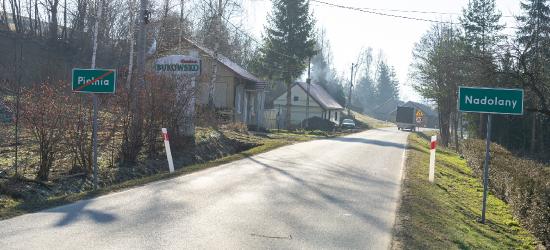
left=145, top=36, right=267, bottom=128
left=371, top=98, right=405, bottom=122
left=269, top=82, right=344, bottom=127
left=389, top=101, right=439, bottom=128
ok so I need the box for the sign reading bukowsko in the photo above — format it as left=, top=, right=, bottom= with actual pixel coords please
left=458, top=86, right=524, bottom=115
left=72, top=69, right=117, bottom=93
left=156, top=55, right=201, bottom=77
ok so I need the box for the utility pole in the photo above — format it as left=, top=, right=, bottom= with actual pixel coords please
left=137, top=0, right=148, bottom=77
left=348, top=63, right=354, bottom=116
left=91, top=0, right=103, bottom=189
left=209, top=0, right=226, bottom=110
left=306, top=57, right=311, bottom=130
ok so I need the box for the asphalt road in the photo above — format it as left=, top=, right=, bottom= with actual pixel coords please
left=0, top=127, right=409, bottom=250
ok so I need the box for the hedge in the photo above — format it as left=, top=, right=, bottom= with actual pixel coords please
left=462, top=139, right=550, bottom=246
left=301, top=116, right=335, bottom=132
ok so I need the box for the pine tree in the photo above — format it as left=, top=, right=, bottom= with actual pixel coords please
left=460, top=0, right=505, bottom=54
left=312, top=29, right=345, bottom=107
left=259, top=0, right=316, bottom=130
left=355, top=74, right=377, bottom=109
left=460, top=0, right=504, bottom=139
left=517, top=0, right=550, bottom=47
left=515, top=0, right=550, bottom=155
left=376, top=61, right=399, bottom=106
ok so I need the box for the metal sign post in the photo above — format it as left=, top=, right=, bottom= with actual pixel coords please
left=458, top=86, right=523, bottom=223
left=481, top=114, right=492, bottom=223
left=72, top=69, right=117, bottom=189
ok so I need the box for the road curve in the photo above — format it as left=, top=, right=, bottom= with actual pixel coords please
left=0, top=127, right=409, bottom=250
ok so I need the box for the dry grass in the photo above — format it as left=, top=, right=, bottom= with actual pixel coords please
left=0, top=127, right=311, bottom=220
left=391, top=132, right=538, bottom=249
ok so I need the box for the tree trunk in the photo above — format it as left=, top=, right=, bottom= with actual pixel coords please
left=9, top=0, right=22, bottom=33
left=2, top=0, right=8, bottom=30
left=34, top=0, right=38, bottom=36
left=285, top=76, right=292, bottom=130
left=454, top=110, right=459, bottom=152
left=49, top=0, right=59, bottom=41
left=62, top=0, right=66, bottom=40
left=479, top=113, right=484, bottom=139
left=208, top=0, right=223, bottom=110
left=531, top=113, right=536, bottom=156
left=126, top=0, right=136, bottom=88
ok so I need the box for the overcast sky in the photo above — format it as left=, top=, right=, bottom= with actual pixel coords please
left=244, top=0, right=523, bottom=103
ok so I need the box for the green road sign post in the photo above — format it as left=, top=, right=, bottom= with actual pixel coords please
left=458, top=86, right=524, bottom=224
left=72, top=69, right=117, bottom=189
left=458, top=86, right=523, bottom=115
left=72, top=69, right=117, bottom=93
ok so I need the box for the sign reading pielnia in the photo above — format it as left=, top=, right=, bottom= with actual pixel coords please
left=72, top=69, right=117, bottom=93
left=458, top=86, right=524, bottom=115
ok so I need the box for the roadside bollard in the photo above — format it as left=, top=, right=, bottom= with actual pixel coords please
left=162, top=128, right=174, bottom=173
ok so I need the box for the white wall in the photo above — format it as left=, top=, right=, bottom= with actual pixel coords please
left=272, top=84, right=341, bottom=125
left=196, top=82, right=227, bottom=107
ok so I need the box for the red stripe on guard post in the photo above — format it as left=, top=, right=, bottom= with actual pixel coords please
left=163, top=133, right=169, bottom=141
left=431, top=141, right=436, bottom=150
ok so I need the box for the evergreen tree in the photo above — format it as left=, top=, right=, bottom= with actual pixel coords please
left=352, top=47, right=377, bottom=110
left=258, top=0, right=316, bottom=130
left=311, top=29, right=345, bottom=107
left=460, top=0, right=505, bottom=139
left=517, top=0, right=550, bottom=48
left=355, top=74, right=377, bottom=109
left=514, top=0, right=550, bottom=154
left=376, top=61, right=399, bottom=105
left=460, top=0, right=505, bottom=54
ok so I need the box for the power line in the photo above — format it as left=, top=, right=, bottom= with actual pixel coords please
left=201, top=0, right=300, bottom=67
left=311, top=0, right=455, bottom=24
left=310, top=0, right=519, bottom=29
left=309, top=3, right=516, bottom=18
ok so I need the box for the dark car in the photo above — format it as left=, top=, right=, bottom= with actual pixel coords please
left=341, top=119, right=355, bottom=129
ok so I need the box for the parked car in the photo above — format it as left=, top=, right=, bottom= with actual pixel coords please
left=341, top=119, right=355, bottom=129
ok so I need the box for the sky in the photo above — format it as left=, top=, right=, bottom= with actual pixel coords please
left=243, top=0, right=523, bottom=103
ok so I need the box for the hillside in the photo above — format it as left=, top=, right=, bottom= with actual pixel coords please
left=0, top=31, right=85, bottom=86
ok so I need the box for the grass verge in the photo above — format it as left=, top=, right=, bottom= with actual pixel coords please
left=0, top=139, right=295, bottom=220
left=391, top=132, right=538, bottom=249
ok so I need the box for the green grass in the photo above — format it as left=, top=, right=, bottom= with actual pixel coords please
left=392, top=132, right=537, bottom=249
left=0, top=139, right=295, bottom=220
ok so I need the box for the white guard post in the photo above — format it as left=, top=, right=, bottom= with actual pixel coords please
left=429, top=135, right=436, bottom=182
left=162, top=128, right=174, bottom=173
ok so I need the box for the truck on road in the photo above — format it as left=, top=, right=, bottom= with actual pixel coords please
left=396, top=106, right=416, bottom=131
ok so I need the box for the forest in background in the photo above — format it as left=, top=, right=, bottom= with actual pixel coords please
left=410, top=0, right=550, bottom=165
left=1, top=0, right=549, bottom=171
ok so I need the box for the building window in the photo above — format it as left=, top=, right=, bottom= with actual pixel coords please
left=237, top=93, right=241, bottom=113
left=251, top=97, right=255, bottom=115
left=293, top=96, right=299, bottom=102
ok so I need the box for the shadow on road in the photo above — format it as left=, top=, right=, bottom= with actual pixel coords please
left=44, top=200, right=117, bottom=227
left=244, top=155, right=398, bottom=234
left=328, top=137, right=405, bottom=149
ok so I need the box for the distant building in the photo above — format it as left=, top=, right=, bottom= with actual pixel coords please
left=390, top=101, right=439, bottom=128
left=268, top=82, right=343, bottom=128
left=145, top=37, right=268, bottom=128
left=371, top=99, right=405, bottom=122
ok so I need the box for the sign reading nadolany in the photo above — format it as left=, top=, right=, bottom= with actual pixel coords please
left=458, top=86, right=524, bottom=115
left=156, top=55, right=201, bottom=78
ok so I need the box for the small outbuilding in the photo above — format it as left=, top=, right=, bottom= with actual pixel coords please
left=146, top=37, right=268, bottom=128
left=371, top=98, right=405, bottom=122
left=390, top=101, right=439, bottom=128
left=268, top=82, right=343, bottom=128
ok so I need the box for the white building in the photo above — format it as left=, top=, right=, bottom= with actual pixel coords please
left=270, top=82, right=343, bottom=126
